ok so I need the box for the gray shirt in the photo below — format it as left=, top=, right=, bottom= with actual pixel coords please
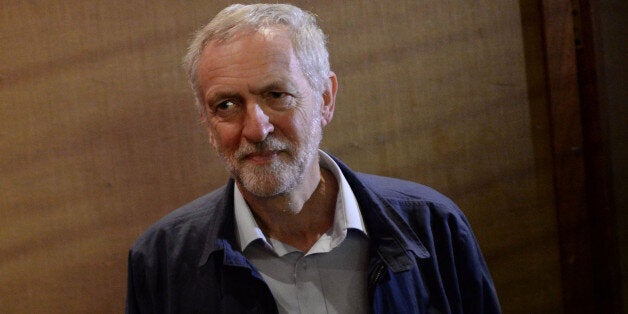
left=234, top=151, right=370, bottom=313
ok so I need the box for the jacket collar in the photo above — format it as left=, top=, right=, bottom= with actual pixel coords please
left=329, top=155, right=431, bottom=272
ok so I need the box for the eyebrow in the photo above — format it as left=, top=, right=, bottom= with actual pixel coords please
left=253, top=80, right=296, bottom=95
left=204, top=79, right=298, bottom=105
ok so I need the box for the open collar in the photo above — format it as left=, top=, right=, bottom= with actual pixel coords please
left=232, top=150, right=368, bottom=256
left=197, top=154, right=431, bottom=273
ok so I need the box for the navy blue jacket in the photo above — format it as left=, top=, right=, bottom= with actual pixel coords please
left=126, top=157, right=500, bottom=313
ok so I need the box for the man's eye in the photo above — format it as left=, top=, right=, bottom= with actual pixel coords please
left=268, top=92, right=285, bottom=99
left=209, top=100, right=240, bottom=118
left=215, top=100, right=236, bottom=111
left=264, top=91, right=294, bottom=109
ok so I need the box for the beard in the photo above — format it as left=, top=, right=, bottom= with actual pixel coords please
left=215, top=114, right=322, bottom=198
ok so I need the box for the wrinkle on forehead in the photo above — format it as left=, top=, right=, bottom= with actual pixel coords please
left=199, top=27, right=293, bottom=73
left=197, top=26, right=309, bottom=104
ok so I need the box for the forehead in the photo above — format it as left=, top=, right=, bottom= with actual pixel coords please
left=197, top=27, right=301, bottom=92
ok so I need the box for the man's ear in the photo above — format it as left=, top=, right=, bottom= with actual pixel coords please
left=320, top=71, right=338, bottom=127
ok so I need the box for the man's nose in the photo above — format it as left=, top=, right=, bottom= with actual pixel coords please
left=242, top=104, right=274, bottom=142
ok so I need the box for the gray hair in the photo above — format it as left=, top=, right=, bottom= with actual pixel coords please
left=183, top=3, right=330, bottom=111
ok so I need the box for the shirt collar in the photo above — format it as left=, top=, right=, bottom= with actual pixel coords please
left=233, top=150, right=367, bottom=253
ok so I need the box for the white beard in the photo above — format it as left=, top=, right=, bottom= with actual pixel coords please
left=216, top=113, right=322, bottom=197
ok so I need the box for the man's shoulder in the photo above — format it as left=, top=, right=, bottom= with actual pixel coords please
left=352, top=172, right=480, bottom=254
left=130, top=185, right=230, bottom=255
left=350, top=171, right=471, bottom=231
left=353, top=172, right=456, bottom=208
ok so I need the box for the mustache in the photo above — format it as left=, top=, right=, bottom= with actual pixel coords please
left=234, top=136, right=291, bottom=160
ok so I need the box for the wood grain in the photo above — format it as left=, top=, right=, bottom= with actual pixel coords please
left=1, top=1, right=562, bottom=312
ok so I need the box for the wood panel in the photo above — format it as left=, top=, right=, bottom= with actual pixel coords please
left=1, top=1, right=562, bottom=312
left=564, top=0, right=623, bottom=312
left=596, top=0, right=628, bottom=311
left=540, top=0, right=594, bottom=311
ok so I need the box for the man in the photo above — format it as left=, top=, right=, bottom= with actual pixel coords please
left=126, top=3, right=500, bottom=313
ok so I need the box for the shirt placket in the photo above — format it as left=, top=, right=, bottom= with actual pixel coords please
left=294, top=255, right=327, bottom=313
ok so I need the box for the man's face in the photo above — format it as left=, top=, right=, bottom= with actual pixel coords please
left=196, top=27, right=333, bottom=197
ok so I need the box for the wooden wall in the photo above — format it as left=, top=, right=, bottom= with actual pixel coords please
left=597, top=0, right=628, bottom=310
left=1, top=1, right=564, bottom=312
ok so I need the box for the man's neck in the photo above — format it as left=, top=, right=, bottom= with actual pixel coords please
left=238, top=163, right=339, bottom=252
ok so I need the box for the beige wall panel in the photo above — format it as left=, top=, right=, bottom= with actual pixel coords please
left=1, top=1, right=561, bottom=312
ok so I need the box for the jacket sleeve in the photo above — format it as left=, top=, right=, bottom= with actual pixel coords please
left=449, top=213, right=501, bottom=313
left=125, top=250, right=141, bottom=314
left=125, top=249, right=153, bottom=314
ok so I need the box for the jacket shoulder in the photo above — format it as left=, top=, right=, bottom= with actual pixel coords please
left=355, top=172, right=458, bottom=209
left=129, top=185, right=229, bottom=257
left=126, top=185, right=238, bottom=312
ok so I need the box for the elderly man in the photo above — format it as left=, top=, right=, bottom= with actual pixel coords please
left=126, top=3, right=500, bottom=313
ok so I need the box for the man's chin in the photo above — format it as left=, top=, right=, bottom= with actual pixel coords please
left=234, top=167, right=296, bottom=198
left=237, top=179, right=291, bottom=198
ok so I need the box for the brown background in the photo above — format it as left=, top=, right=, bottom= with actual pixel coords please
left=1, top=1, right=624, bottom=313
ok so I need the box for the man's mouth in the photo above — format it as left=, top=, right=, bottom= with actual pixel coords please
left=242, top=150, right=280, bottom=165
left=234, top=137, right=290, bottom=164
